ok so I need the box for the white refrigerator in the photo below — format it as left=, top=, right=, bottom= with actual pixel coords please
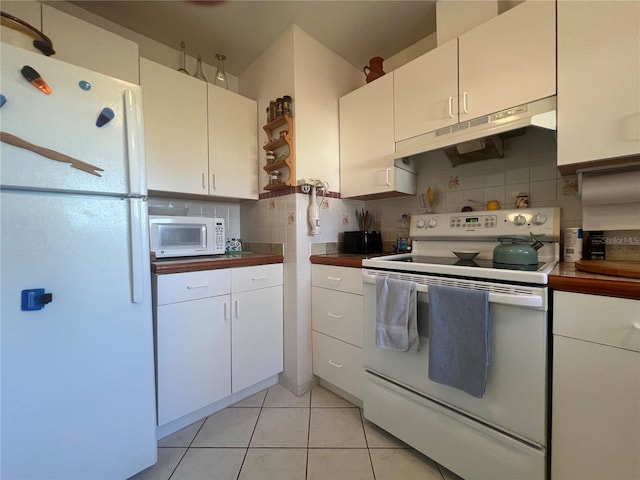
left=0, top=43, right=157, bottom=478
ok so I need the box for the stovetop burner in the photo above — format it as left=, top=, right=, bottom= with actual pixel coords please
left=394, top=255, right=544, bottom=271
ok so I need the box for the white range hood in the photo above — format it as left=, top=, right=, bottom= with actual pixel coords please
left=395, top=96, right=557, bottom=163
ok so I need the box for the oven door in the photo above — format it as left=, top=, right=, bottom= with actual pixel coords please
left=363, top=269, right=548, bottom=447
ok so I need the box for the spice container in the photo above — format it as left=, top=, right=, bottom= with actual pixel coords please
left=269, top=100, right=277, bottom=122
left=515, top=192, right=529, bottom=209
left=563, top=227, right=582, bottom=263
left=275, top=98, right=284, bottom=117
left=282, top=95, right=292, bottom=115
left=266, top=150, right=276, bottom=164
left=269, top=170, right=281, bottom=186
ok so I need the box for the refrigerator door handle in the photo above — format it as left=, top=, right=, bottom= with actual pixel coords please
left=129, top=198, right=145, bottom=303
left=123, top=89, right=146, bottom=195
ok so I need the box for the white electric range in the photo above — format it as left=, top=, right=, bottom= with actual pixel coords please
left=361, top=207, right=560, bottom=480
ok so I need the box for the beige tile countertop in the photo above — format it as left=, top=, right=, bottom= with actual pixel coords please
left=549, top=262, right=640, bottom=300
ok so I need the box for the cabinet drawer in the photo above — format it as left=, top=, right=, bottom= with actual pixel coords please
left=312, top=287, right=363, bottom=347
left=312, top=265, right=362, bottom=294
left=313, top=331, right=363, bottom=400
left=232, top=264, right=282, bottom=293
left=156, top=269, right=230, bottom=305
left=554, top=291, right=640, bottom=352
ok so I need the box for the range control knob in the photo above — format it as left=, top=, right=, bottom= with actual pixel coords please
left=426, top=218, right=438, bottom=228
left=532, top=212, right=547, bottom=225
left=513, top=214, right=527, bottom=226
left=416, top=218, right=426, bottom=229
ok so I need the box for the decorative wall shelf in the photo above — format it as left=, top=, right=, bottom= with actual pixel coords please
left=263, top=113, right=295, bottom=189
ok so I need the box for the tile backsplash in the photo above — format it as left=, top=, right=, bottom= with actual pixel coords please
left=148, top=196, right=242, bottom=239
left=365, top=127, right=582, bottom=246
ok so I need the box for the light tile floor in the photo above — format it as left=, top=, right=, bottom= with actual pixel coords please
left=130, top=384, right=464, bottom=480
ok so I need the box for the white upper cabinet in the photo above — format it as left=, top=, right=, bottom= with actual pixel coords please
left=140, top=58, right=209, bottom=196
left=557, top=1, right=640, bottom=174
left=340, top=73, right=416, bottom=199
left=457, top=0, right=555, bottom=122
left=394, top=39, right=458, bottom=142
left=394, top=0, right=555, bottom=143
left=41, top=5, right=139, bottom=84
left=208, top=85, right=258, bottom=200
left=141, top=58, right=258, bottom=199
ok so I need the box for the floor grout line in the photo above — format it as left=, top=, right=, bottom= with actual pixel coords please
left=152, top=386, right=452, bottom=480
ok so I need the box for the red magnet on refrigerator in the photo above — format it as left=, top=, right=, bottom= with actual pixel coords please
left=20, top=66, right=51, bottom=95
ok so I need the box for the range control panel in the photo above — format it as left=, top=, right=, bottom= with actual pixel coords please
left=410, top=207, right=560, bottom=241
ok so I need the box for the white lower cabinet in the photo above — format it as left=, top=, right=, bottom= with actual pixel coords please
left=155, top=269, right=231, bottom=426
left=311, top=265, right=363, bottom=400
left=231, top=264, right=284, bottom=393
left=154, top=264, right=283, bottom=427
left=156, top=295, right=231, bottom=426
left=552, top=291, right=640, bottom=480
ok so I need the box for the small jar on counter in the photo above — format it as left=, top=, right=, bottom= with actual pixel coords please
left=275, top=98, right=284, bottom=117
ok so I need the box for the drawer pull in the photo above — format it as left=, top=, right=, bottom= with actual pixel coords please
left=186, top=284, right=208, bottom=290
left=327, top=276, right=342, bottom=282
left=328, top=360, right=344, bottom=368
left=633, top=322, right=640, bottom=330
left=251, top=276, right=268, bottom=281
left=327, top=312, right=344, bottom=319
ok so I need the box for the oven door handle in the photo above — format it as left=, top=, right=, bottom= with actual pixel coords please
left=415, top=283, right=542, bottom=308
left=364, top=274, right=543, bottom=308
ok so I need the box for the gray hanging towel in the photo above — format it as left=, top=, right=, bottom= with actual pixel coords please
left=375, top=276, right=418, bottom=352
left=428, top=284, right=490, bottom=398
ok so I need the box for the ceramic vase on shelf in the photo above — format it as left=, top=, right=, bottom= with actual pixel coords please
left=214, top=53, right=228, bottom=89
left=363, top=56, right=385, bottom=83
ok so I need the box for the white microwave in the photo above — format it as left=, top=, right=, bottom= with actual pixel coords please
left=149, top=215, right=225, bottom=258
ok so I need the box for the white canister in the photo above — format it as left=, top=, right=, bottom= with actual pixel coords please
left=563, top=228, right=583, bottom=262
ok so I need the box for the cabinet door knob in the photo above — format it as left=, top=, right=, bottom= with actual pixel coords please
left=327, top=312, right=344, bottom=319
left=633, top=322, right=640, bottom=330
left=328, top=360, right=344, bottom=368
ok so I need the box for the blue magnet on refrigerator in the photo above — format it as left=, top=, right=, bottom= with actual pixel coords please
left=21, top=288, right=53, bottom=311
left=96, top=107, right=114, bottom=127
left=0, top=94, right=6, bottom=107
left=78, top=80, right=91, bottom=91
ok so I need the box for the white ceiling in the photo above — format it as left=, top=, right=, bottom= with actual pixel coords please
left=68, top=0, right=438, bottom=76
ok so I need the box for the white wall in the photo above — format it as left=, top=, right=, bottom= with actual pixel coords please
left=292, top=25, right=362, bottom=190
left=384, top=32, right=438, bottom=72
left=239, top=26, right=295, bottom=192
left=239, top=24, right=363, bottom=394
